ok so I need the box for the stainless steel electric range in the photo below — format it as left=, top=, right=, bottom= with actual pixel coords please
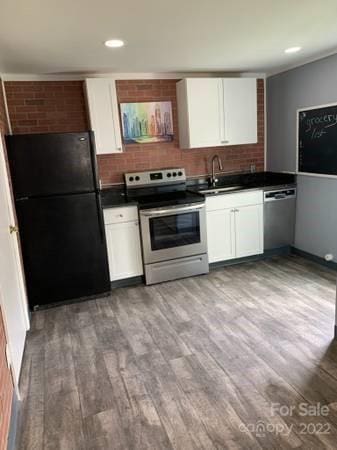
left=125, top=168, right=209, bottom=285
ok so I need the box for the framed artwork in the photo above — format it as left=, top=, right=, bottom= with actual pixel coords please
left=120, top=101, right=174, bottom=144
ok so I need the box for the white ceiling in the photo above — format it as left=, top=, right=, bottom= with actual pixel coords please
left=1, top=0, right=337, bottom=76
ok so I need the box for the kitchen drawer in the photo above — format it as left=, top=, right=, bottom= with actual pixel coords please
left=103, top=206, right=138, bottom=224
left=206, top=190, right=263, bottom=211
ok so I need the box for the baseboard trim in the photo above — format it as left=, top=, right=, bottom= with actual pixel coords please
left=34, top=289, right=112, bottom=311
left=110, top=276, right=144, bottom=289
left=209, top=246, right=292, bottom=270
left=291, top=247, right=337, bottom=271
left=7, top=390, right=20, bottom=450
left=264, top=246, right=292, bottom=257
left=210, top=254, right=263, bottom=270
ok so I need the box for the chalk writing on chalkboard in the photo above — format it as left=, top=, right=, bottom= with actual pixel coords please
left=298, top=104, right=337, bottom=176
left=300, top=110, right=337, bottom=139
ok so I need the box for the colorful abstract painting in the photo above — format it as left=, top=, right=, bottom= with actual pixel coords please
left=120, top=101, right=174, bottom=144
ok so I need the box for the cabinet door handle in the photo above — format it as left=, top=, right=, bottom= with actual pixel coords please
left=221, top=140, right=229, bottom=144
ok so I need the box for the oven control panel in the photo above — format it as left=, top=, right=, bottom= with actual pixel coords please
left=125, top=168, right=186, bottom=188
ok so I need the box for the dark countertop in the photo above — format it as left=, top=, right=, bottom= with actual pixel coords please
left=100, top=187, right=136, bottom=208
left=101, top=171, right=296, bottom=208
left=187, top=171, right=296, bottom=194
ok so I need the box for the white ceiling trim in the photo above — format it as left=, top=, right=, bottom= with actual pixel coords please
left=2, top=72, right=266, bottom=82
left=266, top=48, right=337, bottom=77
left=0, top=75, right=12, bottom=133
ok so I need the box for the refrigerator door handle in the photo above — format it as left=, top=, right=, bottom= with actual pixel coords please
left=89, top=131, right=100, bottom=191
left=96, top=193, right=105, bottom=241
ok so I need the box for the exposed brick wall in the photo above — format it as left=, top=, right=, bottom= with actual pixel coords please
left=5, top=79, right=264, bottom=185
left=0, top=307, right=13, bottom=450
left=0, top=82, right=13, bottom=450
left=5, top=81, right=88, bottom=134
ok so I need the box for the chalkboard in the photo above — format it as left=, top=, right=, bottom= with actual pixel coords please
left=298, top=103, right=337, bottom=176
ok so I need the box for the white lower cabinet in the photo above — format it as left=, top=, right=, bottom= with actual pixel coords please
left=234, top=204, right=263, bottom=258
left=104, top=206, right=143, bottom=281
left=207, top=208, right=235, bottom=262
left=206, top=191, right=263, bottom=263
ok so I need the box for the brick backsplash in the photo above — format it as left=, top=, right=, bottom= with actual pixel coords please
left=0, top=83, right=14, bottom=450
left=5, top=79, right=264, bottom=185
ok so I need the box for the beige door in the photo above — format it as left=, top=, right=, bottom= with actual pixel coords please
left=0, top=136, right=29, bottom=385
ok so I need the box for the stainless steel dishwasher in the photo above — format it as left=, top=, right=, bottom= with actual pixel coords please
left=264, top=186, right=296, bottom=250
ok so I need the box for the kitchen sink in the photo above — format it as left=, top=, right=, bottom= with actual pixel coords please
left=199, top=185, right=244, bottom=195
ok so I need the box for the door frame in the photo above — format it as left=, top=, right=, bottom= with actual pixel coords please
left=0, top=134, right=30, bottom=390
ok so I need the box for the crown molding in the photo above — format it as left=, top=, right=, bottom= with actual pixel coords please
left=1, top=71, right=266, bottom=82
left=266, top=48, right=337, bottom=78
left=0, top=74, right=12, bottom=133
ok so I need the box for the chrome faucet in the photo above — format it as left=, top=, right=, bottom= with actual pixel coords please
left=210, top=154, right=223, bottom=187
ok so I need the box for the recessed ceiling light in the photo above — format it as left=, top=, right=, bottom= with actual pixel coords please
left=285, top=46, right=301, bottom=54
left=104, top=39, right=125, bottom=48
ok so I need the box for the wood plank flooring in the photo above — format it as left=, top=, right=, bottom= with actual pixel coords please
left=17, top=255, right=337, bottom=449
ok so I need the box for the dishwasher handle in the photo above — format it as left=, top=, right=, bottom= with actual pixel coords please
left=264, top=188, right=296, bottom=202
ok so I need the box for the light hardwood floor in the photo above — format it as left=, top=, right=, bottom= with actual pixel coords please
left=17, top=255, right=337, bottom=449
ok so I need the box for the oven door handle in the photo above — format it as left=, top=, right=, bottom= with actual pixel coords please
left=140, top=203, right=205, bottom=216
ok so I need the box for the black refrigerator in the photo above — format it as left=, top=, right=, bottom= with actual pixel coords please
left=6, top=131, right=110, bottom=310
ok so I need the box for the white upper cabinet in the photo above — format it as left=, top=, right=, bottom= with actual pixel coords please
left=222, top=78, right=257, bottom=146
left=177, top=78, right=224, bottom=148
left=85, top=78, right=123, bottom=154
left=176, top=77, right=257, bottom=149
